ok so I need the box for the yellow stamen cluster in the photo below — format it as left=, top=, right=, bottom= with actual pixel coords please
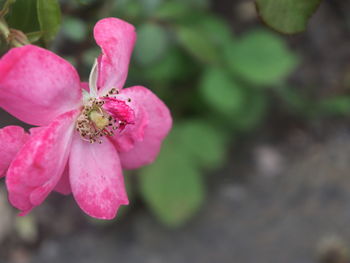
left=89, top=111, right=109, bottom=129
left=76, top=98, right=118, bottom=144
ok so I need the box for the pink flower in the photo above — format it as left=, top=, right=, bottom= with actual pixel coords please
left=0, top=126, right=29, bottom=177
left=0, top=18, right=172, bottom=219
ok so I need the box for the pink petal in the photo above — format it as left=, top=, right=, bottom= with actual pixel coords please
left=69, top=134, right=129, bottom=220
left=102, top=97, right=135, bottom=130
left=93, top=18, right=136, bottom=94
left=108, top=94, right=147, bottom=153
left=54, top=165, right=71, bottom=195
left=0, top=126, right=29, bottom=177
left=6, top=110, right=78, bottom=214
left=81, top=82, right=89, bottom=92
left=31, top=128, right=72, bottom=196
left=29, top=127, right=45, bottom=136
left=0, top=45, right=82, bottom=126
left=111, top=86, right=172, bottom=169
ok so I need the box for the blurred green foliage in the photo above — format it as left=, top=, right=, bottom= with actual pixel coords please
left=256, top=0, right=322, bottom=34
left=224, top=29, right=298, bottom=85
left=7, top=0, right=40, bottom=33
left=1, top=0, right=349, bottom=227
left=0, top=0, right=60, bottom=47
left=37, top=0, right=61, bottom=44
left=134, top=23, right=168, bottom=65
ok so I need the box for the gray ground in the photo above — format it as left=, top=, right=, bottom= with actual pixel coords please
left=23, top=125, right=350, bottom=263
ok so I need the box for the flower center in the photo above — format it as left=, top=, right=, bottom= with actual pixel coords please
left=89, top=110, right=109, bottom=130
left=77, top=61, right=135, bottom=144
left=76, top=98, right=118, bottom=144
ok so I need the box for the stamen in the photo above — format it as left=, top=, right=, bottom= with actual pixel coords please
left=76, top=94, right=133, bottom=144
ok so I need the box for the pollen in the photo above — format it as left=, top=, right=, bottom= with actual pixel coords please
left=89, top=111, right=109, bottom=129
left=76, top=98, right=119, bottom=144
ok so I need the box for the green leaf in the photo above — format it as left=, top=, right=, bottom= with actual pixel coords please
left=197, top=15, right=233, bottom=48
left=144, top=48, right=193, bottom=82
left=139, top=135, right=205, bottom=227
left=26, top=31, right=43, bottom=43
left=0, top=0, right=16, bottom=17
left=200, top=67, right=245, bottom=116
left=155, top=1, right=189, bottom=21
left=178, top=0, right=209, bottom=9
left=140, top=0, right=163, bottom=16
left=62, top=16, right=87, bottom=42
left=37, top=0, right=61, bottom=44
left=134, top=23, right=169, bottom=66
left=256, top=0, right=322, bottom=34
left=7, top=0, right=39, bottom=33
left=112, top=0, right=142, bottom=21
left=174, top=121, right=227, bottom=170
left=176, top=26, right=219, bottom=64
left=232, top=88, right=268, bottom=131
left=318, top=97, right=350, bottom=116
left=75, top=0, right=97, bottom=5
left=225, top=29, right=298, bottom=86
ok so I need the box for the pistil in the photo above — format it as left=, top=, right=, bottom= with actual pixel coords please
left=76, top=98, right=118, bottom=144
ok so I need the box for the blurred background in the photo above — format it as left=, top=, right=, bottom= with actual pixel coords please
left=1, top=0, right=350, bottom=262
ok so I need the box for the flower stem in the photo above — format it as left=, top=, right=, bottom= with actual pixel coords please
left=0, top=19, right=10, bottom=39
left=0, top=20, right=29, bottom=47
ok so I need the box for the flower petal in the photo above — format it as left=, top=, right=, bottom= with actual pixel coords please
left=54, top=165, right=71, bottom=195
left=81, top=82, right=89, bottom=92
left=94, top=18, right=136, bottom=94
left=6, top=110, right=78, bottom=214
left=29, top=127, right=45, bottom=136
left=0, top=45, right=82, bottom=126
left=0, top=126, right=29, bottom=177
left=102, top=97, right=135, bottom=129
left=111, top=86, right=172, bottom=169
left=69, top=134, right=129, bottom=219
